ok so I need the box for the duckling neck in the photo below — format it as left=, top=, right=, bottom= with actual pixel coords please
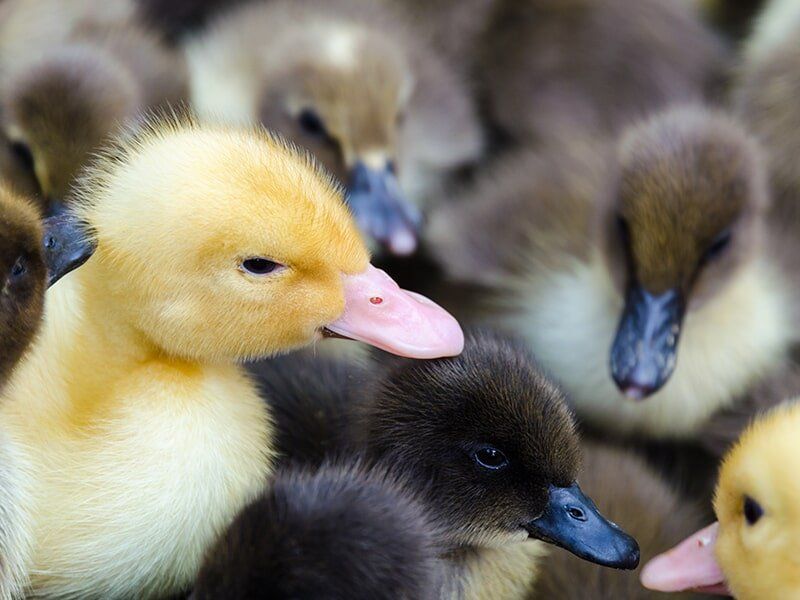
left=441, top=542, right=546, bottom=600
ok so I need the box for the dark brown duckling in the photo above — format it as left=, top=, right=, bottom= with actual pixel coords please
left=254, top=332, right=641, bottom=599
left=430, top=106, right=799, bottom=445
left=476, top=0, right=727, bottom=147
left=0, top=185, right=46, bottom=388
left=192, top=461, right=440, bottom=600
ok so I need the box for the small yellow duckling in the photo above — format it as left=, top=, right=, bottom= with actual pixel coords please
left=0, top=116, right=462, bottom=599
left=641, top=400, right=800, bottom=599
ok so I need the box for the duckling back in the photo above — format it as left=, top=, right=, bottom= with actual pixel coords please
left=192, top=462, right=441, bottom=600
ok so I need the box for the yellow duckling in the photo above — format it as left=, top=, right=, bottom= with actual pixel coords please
left=0, top=116, right=463, bottom=599
left=641, top=400, right=800, bottom=599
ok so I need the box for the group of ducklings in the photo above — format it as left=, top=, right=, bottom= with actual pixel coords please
left=0, top=0, right=798, bottom=598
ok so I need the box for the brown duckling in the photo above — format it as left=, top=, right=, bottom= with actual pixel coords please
left=430, top=105, right=799, bottom=443
left=185, top=0, right=483, bottom=255
left=192, top=462, right=440, bottom=600
left=254, top=332, right=640, bottom=599
left=475, top=0, right=727, bottom=147
left=0, top=187, right=46, bottom=388
left=0, top=0, right=186, bottom=214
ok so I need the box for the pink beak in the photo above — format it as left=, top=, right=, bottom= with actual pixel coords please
left=325, top=264, right=464, bottom=359
left=640, top=522, right=730, bottom=596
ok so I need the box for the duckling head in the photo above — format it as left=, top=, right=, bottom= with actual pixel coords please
left=604, top=106, right=768, bottom=400
left=1, top=45, right=142, bottom=213
left=68, top=116, right=462, bottom=362
left=189, top=4, right=424, bottom=255
left=362, top=331, right=640, bottom=569
left=641, top=401, right=800, bottom=599
left=0, top=185, right=46, bottom=385
left=192, top=462, right=440, bottom=600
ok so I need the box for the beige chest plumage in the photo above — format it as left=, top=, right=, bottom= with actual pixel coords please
left=504, top=256, right=795, bottom=438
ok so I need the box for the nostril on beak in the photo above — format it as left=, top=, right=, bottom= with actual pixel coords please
left=566, top=506, right=587, bottom=521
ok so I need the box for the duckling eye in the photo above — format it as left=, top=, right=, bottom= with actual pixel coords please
left=9, top=256, right=26, bottom=279
left=298, top=109, right=328, bottom=138
left=9, top=141, right=34, bottom=173
left=241, top=258, right=282, bottom=276
left=743, top=495, right=764, bottom=526
left=473, top=445, right=508, bottom=471
left=702, top=230, right=732, bottom=263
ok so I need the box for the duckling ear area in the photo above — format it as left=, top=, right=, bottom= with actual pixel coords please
left=617, top=106, right=767, bottom=294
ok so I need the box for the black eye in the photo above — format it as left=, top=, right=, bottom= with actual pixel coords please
left=241, top=258, right=281, bottom=276
left=298, top=109, right=327, bottom=138
left=743, top=495, right=763, bottom=526
left=703, top=230, right=732, bottom=263
left=9, top=141, right=34, bottom=172
left=473, top=446, right=508, bottom=471
left=10, top=256, right=26, bottom=279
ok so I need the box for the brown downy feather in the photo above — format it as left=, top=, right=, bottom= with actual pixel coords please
left=476, top=0, right=728, bottom=146
left=0, top=185, right=46, bottom=388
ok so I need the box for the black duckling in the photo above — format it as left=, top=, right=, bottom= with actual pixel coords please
left=475, top=0, right=727, bottom=147
left=532, top=441, right=713, bottom=600
left=135, top=0, right=248, bottom=43
left=254, top=332, right=641, bottom=599
left=191, top=461, right=440, bottom=600
left=185, top=0, right=483, bottom=255
left=430, top=105, right=799, bottom=445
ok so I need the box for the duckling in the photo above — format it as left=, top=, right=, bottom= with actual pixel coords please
left=185, top=0, right=483, bottom=255
left=532, top=441, right=710, bottom=600
left=0, top=116, right=463, bottom=598
left=257, top=332, right=640, bottom=598
left=430, top=105, right=799, bottom=441
left=0, top=0, right=186, bottom=214
left=192, top=461, right=440, bottom=600
left=0, top=187, right=46, bottom=389
left=476, top=0, right=727, bottom=147
left=362, top=332, right=640, bottom=598
left=641, top=400, right=800, bottom=599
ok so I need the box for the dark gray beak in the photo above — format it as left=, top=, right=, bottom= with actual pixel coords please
left=525, top=484, right=640, bottom=570
left=610, top=286, right=684, bottom=400
left=347, top=161, right=422, bottom=256
left=43, top=213, right=96, bottom=287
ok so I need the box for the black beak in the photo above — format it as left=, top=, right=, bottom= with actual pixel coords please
left=610, top=286, right=684, bottom=400
left=525, top=484, right=640, bottom=570
left=347, top=161, right=422, bottom=256
left=43, top=213, right=96, bottom=287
